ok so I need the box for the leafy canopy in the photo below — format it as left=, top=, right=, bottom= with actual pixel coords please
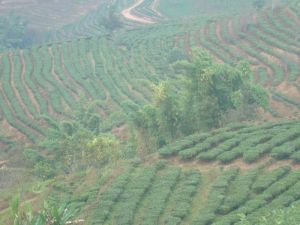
left=127, top=49, right=269, bottom=150
left=24, top=99, right=120, bottom=178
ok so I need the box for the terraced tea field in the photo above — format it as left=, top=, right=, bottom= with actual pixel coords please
left=0, top=1, right=300, bottom=146
left=159, top=121, right=300, bottom=164
left=84, top=122, right=300, bottom=225
left=0, top=0, right=106, bottom=31
left=1, top=1, right=300, bottom=224
left=120, top=1, right=300, bottom=120
left=43, top=145, right=300, bottom=225
left=163, top=4, right=300, bottom=118
left=0, top=37, right=166, bottom=143
left=1, top=121, right=300, bottom=224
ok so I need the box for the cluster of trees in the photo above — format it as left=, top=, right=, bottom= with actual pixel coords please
left=24, top=100, right=121, bottom=179
left=127, top=49, right=269, bottom=151
left=253, top=0, right=266, bottom=10
left=0, top=13, right=28, bottom=50
left=101, top=1, right=122, bottom=32
left=11, top=196, right=76, bottom=225
left=237, top=204, right=300, bottom=225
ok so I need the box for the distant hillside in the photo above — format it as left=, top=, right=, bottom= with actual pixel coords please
left=0, top=1, right=299, bottom=149
left=0, top=1, right=300, bottom=224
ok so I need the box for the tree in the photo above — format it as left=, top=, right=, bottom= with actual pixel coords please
left=11, top=195, right=77, bottom=225
left=236, top=204, right=300, bottom=225
left=125, top=83, right=179, bottom=153
left=152, top=82, right=179, bottom=140
left=253, top=0, right=266, bottom=10
left=27, top=99, right=120, bottom=175
left=128, top=49, right=269, bottom=150
left=0, top=13, right=28, bottom=50
left=101, top=2, right=122, bottom=32
left=175, top=49, right=268, bottom=132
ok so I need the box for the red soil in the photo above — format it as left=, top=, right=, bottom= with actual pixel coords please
left=19, top=50, right=40, bottom=113
left=8, top=53, right=33, bottom=119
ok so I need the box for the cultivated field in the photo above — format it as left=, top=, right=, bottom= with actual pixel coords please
left=0, top=1, right=300, bottom=224
left=0, top=0, right=106, bottom=30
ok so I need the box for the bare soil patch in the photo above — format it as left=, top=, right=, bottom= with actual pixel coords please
left=285, top=7, right=300, bottom=24
left=20, top=50, right=40, bottom=113
left=8, top=53, right=33, bottom=120
left=166, top=155, right=300, bottom=171
left=112, top=124, right=129, bottom=142
left=271, top=45, right=300, bottom=64
left=226, top=20, right=263, bottom=65
left=277, top=81, right=300, bottom=102
left=150, top=0, right=162, bottom=17
left=1, top=120, right=27, bottom=143
left=0, top=0, right=105, bottom=30
left=48, top=47, right=78, bottom=103
left=270, top=98, right=299, bottom=119
left=122, top=0, right=156, bottom=24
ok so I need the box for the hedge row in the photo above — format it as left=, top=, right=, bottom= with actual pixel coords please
left=110, top=166, right=159, bottom=225
left=140, top=167, right=181, bottom=225
left=90, top=169, right=133, bottom=225
left=192, top=168, right=239, bottom=225
left=165, top=170, right=202, bottom=225
left=252, top=166, right=291, bottom=193
left=218, top=169, right=259, bottom=214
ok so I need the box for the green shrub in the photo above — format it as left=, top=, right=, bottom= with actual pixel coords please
left=252, top=166, right=290, bottom=193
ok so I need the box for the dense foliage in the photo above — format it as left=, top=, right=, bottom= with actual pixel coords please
left=0, top=0, right=300, bottom=224
left=238, top=203, right=300, bottom=225
left=11, top=196, right=76, bottom=225
left=128, top=49, right=268, bottom=150
left=159, top=121, right=300, bottom=163
left=0, top=13, right=28, bottom=50
left=24, top=100, right=121, bottom=178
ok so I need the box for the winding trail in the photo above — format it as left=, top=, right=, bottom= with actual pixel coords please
left=122, top=0, right=155, bottom=24
left=150, top=0, right=162, bottom=17
left=227, top=19, right=275, bottom=86
left=48, top=47, right=77, bottom=102
left=19, top=50, right=40, bottom=113
left=8, top=53, right=33, bottom=119
left=166, top=155, right=300, bottom=172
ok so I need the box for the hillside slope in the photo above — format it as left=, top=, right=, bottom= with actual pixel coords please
left=0, top=2, right=299, bottom=148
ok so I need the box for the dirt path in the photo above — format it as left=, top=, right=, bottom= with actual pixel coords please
left=264, top=12, right=300, bottom=48
left=48, top=47, right=78, bottom=103
left=166, top=155, right=300, bottom=171
left=84, top=168, right=127, bottom=219
left=150, top=0, right=162, bottom=17
left=260, top=50, right=287, bottom=81
left=215, top=23, right=250, bottom=63
left=227, top=19, right=277, bottom=86
left=184, top=32, right=191, bottom=54
left=0, top=58, right=40, bottom=141
left=59, top=45, right=91, bottom=100
left=87, top=52, right=109, bottom=117
left=270, top=98, right=298, bottom=119
left=277, top=81, right=300, bottom=102
left=271, top=45, right=300, bottom=64
left=194, top=30, right=223, bottom=64
left=59, top=47, right=81, bottom=100
left=252, top=65, right=263, bottom=83
left=122, top=0, right=155, bottom=24
left=88, top=52, right=110, bottom=102
left=19, top=50, right=40, bottom=113
left=1, top=120, right=27, bottom=143
left=222, top=21, right=259, bottom=64
left=8, top=53, right=34, bottom=120
left=285, top=7, right=300, bottom=25
left=215, top=23, right=223, bottom=43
